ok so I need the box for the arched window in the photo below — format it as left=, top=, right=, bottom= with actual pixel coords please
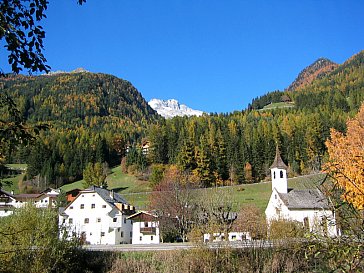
left=280, top=170, right=284, bottom=178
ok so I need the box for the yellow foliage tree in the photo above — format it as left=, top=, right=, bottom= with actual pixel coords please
left=324, top=103, right=364, bottom=210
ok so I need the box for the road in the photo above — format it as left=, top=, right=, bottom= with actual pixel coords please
left=84, top=242, right=196, bottom=252
left=84, top=240, right=275, bottom=252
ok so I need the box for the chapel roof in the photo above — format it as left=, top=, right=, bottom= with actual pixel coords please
left=278, top=188, right=330, bottom=210
left=270, top=146, right=288, bottom=170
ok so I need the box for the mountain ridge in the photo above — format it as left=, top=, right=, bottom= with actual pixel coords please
left=286, top=57, right=338, bottom=92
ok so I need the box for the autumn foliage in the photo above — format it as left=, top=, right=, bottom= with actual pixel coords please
left=324, top=102, right=364, bottom=210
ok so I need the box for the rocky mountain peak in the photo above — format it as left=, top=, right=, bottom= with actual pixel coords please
left=148, top=98, right=204, bottom=119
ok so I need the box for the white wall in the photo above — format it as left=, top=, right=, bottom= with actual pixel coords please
left=131, top=220, right=160, bottom=244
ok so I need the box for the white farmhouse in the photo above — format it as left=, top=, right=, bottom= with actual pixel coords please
left=59, top=186, right=135, bottom=245
left=128, top=211, right=160, bottom=244
left=265, top=148, right=339, bottom=237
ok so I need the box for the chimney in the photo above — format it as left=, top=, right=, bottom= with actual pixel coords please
left=110, top=190, right=114, bottom=199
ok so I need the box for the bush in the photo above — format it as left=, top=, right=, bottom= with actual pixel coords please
left=0, top=204, right=82, bottom=273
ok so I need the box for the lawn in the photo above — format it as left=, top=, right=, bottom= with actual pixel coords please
left=120, top=173, right=327, bottom=212
left=8, top=162, right=325, bottom=212
left=60, top=166, right=151, bottom=195
left=262, top=102, right=295, bottom=110
left=1, top=164, right=27, bottom=194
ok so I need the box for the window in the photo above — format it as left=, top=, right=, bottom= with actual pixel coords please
left=70, top=206, right=73, bottom=209
left=145, top=222, right=148, bottom=227
left=113, top=218, right=117, bottom=222
left=91, top=204, right=95, bottom=209
left=121, top=231, right=124, bottom=237
left=62, top=219, right=66, bottom=224
left=102, top=205, right=106, bottom=208
left=124, top=218, right=126, bottom=224
left=151, top=236, right=154, bottom=241
left=69, top=218, right=73, bottom=224
left=275, top=194, right=277, bottom=200
left=97, top=218, right=101, bottom=223
left=139, top=236, right=142, bottom=241
left=80, top=204, right=84, bottom=209
left=130, top=231, right=132, bottom=237
left=273, top=171, right=276, bottom=179
left=280, top=170, right=284, bottom=178
left=101, top=232, right=105, bottom=237
left=84, top=218, right=89, bottom=224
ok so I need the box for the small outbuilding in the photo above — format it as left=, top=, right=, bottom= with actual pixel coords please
left=128, top=211, right=160, bottom=244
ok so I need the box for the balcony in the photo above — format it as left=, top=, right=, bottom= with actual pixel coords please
left=140, top=227, right=156, bottom=235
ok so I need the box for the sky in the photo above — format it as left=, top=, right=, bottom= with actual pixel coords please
left=1, top=1, right=364, bottom=113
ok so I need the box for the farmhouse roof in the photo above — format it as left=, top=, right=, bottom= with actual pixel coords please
left=278, top=188, right=330, bottom=210
left=84, top=186, right=129, bottom=205
left=270, top=146, right=288, bottom=170
left=14, top=193, right=43, bottom=201
left=127, top=211, right=158, bottom=221
left=0, top=188, right=15, bottom=198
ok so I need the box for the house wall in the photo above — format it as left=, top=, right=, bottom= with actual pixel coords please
left=0, top=206, right=13, bottom=217
left=59, top=191, right=132, bottom=245
left=203, top=232, right=252, bottom=242
left=131, top=221, right=160, bottom=244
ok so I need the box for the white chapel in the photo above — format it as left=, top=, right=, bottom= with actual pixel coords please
left=265, top=148, right=339, bottom=237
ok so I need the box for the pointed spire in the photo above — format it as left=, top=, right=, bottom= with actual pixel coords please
left=270, top=146, right=288, bottom=170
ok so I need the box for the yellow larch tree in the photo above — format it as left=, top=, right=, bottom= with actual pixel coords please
left=324, top=103, right=364, bottom=210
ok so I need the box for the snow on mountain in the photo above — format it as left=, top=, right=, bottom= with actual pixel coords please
left=148, top=99, right=204, bottom=118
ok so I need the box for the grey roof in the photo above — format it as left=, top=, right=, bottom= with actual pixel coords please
left=85, top=186, right=129, bottom=205
left=278, top=188, right=330, bottom=210
left=270, top=147, right=288, bottom=170
left=58, top=207, right=66, bottom=215
left=0, top=188, right=15, bottom=198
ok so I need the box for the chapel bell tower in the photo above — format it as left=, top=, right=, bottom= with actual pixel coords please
left=270, top=146, right=288, bottom=194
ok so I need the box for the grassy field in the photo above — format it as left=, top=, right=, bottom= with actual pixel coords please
left=3, top=162, right=325, bottom=212
left=122, top=173, right=326, bottom=211
left=60, top=166, right=151, bottom=194
left=0, top=164, right=27, bottom=194
left=262, top=102, right=295, bottom=110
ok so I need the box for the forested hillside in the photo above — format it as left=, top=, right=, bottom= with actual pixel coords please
left=139, top=50, right=364, bottom=186
left=1, top=72, right=160, bottom=189
left=1, top=50, right=363, bottom=192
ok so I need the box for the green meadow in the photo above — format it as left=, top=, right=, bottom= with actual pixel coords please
left=4, top=163, right=325, bottom=211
